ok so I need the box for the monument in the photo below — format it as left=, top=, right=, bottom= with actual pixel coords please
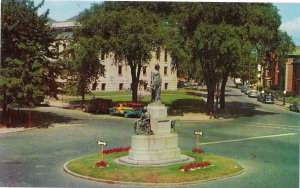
left=118, top=64, right=190, bottom=166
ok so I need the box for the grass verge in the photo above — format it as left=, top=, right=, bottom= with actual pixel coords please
left=65, top=150, right=243, bottom=184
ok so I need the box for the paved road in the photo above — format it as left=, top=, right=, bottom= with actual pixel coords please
left=0, top=81, right=299, bottom=188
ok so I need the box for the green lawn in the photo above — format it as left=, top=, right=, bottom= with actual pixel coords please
left=63, top=89, right=206, bottom=114
left=65, top=150, right=243, bottom=184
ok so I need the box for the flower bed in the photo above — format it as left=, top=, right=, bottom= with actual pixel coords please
left=179, top=161, right=211, bottom=172
left=103, top=147, right=131, bottom=154
left=192, top=148, right=205, bottom=153
left=95, top=160, right=108, bottom=167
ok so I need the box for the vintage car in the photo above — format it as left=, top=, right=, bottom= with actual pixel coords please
left=109, top=102, right=144, bottom=118
left=289, top=102, right=300, bottom=113
left=248, top=90, right=258, bottom=98
left=82, top=98, right=112, bottom=114
left=261, top=94, right=274, bottom=104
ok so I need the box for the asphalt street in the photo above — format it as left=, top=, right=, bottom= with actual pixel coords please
left=0, top=82, right=299, bottom=188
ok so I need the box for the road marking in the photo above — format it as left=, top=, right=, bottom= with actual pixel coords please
left=201, top=133, right=297, bottom=145
left=252, top=122, right=299, bottom=129
left=242, top=124, right=299, bottom=131
left=221, top=122, right=299, bottom=131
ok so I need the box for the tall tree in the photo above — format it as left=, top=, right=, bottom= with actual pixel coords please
left=62, top=37, right=104, bottom=101
left=1, top=0, right=58, bottom=126
left=77, top=2, right=166, bottom=102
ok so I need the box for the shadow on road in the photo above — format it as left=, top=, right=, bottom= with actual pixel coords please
left=168, top=98, right=206, bottom=116
left=218, top=101, right=278, bottom=119
left=0, top=108, right=75, bottom=128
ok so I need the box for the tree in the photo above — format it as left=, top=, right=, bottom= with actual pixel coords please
left=76, top=2, right=166, bottom=102
left=1, top=0, right=58, bottom=126
left=62, top=37, right=104, bottom=102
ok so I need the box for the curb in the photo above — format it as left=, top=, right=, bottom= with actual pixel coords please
left=63, top=158, right=245, bottom=187
left=0, top=127, right=37, bottom=135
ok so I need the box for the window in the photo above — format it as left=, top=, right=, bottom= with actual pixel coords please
left=101, top=53, right=105, bottom=60
left=165, top=83, right=168, bottom=90
left=164, top=49, right=168, bottom=62
left=164, top=66, right=168, bottom=76
left=119, top=83, right=124, bottom=91
left=144, top=83, right=148, bottom=91
left=118, top=65, right=122, bottom=75
left=143, top=66, right=147, bottom=75
left=101, top=83, right=106, bottom=91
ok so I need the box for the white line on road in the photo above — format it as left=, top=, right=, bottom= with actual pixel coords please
left=252, top=122, right=299, bottom=129
left=242, top=124, right=299, bottom=131
left=201, top=133, right=298, bottom=145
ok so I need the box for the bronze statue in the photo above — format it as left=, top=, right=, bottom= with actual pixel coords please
left=151, top=64, right=162, bottom=102
left=134, top=108, right=152, bottom=135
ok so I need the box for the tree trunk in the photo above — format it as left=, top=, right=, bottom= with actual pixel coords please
left=1, top=94, right=9, bottom=127
left=130, top=61, right=141, bottom=103
left=206, top=79, right=215, bottom=115
left=220, top=73, right=228, bottom=109
left=131, top=80, right=138, bottom=102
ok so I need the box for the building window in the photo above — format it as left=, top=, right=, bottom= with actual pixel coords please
left=165, top=83, right=168, bottom=90
left=101, top=53, right=105, bottom=60
left=101, top=83, right=106, bottom=91
left=143, top=66, right=147, bottom=76
left=164, top=49, right=168, bottom=62
left=119, top=83, right=124, bottom=91
left=164, top=66, right=168, bottom=76
left=118, top=65, right=122, bottom=75
left=144, top=83, right=148, bottom=91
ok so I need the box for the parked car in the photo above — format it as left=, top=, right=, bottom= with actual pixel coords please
left=82, top=98, right=112, bottom=114
left=257, top=93, right=267, bottom=102
left=245, top=88, right=252, bottom=95
left=109, top=102, right=144, bottom=117
left=123, top=103, right=144, bottom=117
left=289, top=102, right=300, bottom=112
left=248, top=90, right=258, bottom=98
left=261, top=94, right=274, bottom=104
left=236, top=83, right=243, bottom=89
left=241, top=85, right=248, bottom=93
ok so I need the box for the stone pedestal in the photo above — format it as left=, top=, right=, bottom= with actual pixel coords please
left=118, top=102, right=190, bottom=166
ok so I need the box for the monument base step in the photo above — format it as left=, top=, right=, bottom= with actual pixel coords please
left=116, top=154, right=193, bottom=166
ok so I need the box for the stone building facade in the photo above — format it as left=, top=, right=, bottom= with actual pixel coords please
left=50, top=21, right=178, bottom=92
left=98, top=51, right=177, bottom=92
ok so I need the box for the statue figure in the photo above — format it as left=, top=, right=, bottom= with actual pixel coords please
left=151, top=64, right=162, bottom=102
left=134, top=107, right=152, bottom=135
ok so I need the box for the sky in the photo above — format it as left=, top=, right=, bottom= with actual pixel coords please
left=36, top=1, right=300, bottom=45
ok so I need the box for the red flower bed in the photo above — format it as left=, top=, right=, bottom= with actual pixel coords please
left=95, top=160, right=108, bottom=167
left=103, top=146, right=131, bottom=154
left=179, top=161, right=211, bottom=172
left=192, top=148, right=205, bottom=153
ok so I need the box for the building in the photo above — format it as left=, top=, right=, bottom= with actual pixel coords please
left=284, top=47, right=300, bottom=96
left=50, top=21, right=178, bottom=92
left=98, top=51, right=177, bottom=92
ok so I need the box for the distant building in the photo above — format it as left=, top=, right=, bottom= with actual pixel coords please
left=50, top=21, right=178, bottom=92
left=284, top=47, right=300, bottom=96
